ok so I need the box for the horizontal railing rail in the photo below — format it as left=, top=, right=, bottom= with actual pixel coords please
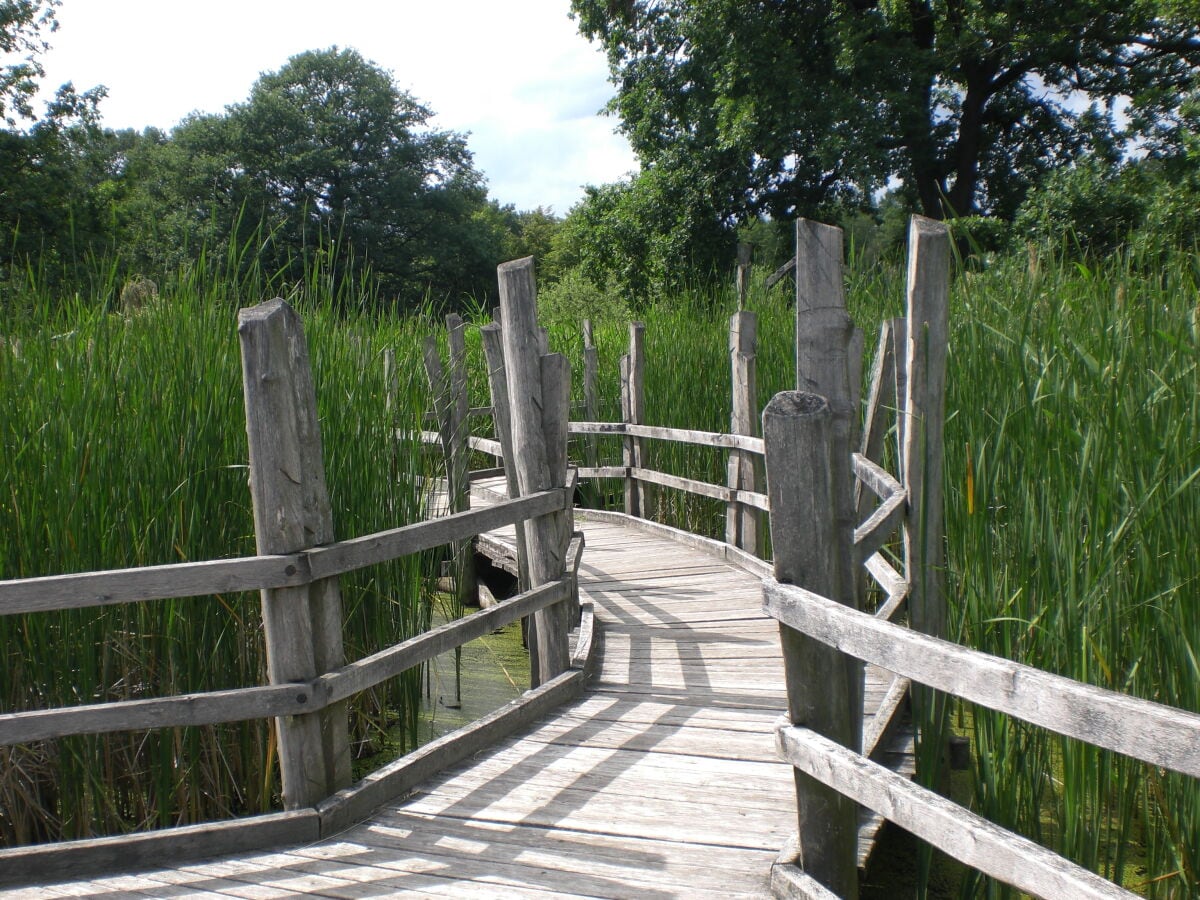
left=765, top=576, right=1200, bottom=898
left=0, top=487, right=570, bottom=616
left=0, top=487, right=577, bottom=748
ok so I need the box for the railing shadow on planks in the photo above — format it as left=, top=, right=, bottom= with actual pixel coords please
left=0, top=288, right=592, bottom=885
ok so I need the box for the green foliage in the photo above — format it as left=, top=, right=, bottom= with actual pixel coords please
left=0, top=0, right=59, bottom=125
left=571, top=0, right=1200, bottom=248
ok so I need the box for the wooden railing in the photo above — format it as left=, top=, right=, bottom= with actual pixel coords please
left=761, top=217, right=1200, bottom=900
left=0, top=293, right=592, bottom=883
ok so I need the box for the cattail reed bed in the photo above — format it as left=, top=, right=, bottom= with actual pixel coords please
left=0, top=286, right=434, bottom=844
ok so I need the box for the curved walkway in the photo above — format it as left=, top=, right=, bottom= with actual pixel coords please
left=8, top=504, right=895, bottom=899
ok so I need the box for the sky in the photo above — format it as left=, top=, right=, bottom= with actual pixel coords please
left=36, top=0, right=639, bottom=214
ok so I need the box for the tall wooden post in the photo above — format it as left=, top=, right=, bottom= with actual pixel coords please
left=582, top=319, right=599, bottom=472
left=622, top=321, right=646, bottom=517
left=497, top=258, right=572, bottom=687
left=902, top=216, right=952, bottom=791
left=422, top=316, right=476, bottom=606
left=794, top=219, right=863, bottom=750
left=480, top=322, right=537, bottom=673
left=726, top=310, right=761, bottom=554
left=764, top=390, right=859, bottom=899
left=736, top=241, right=753, bottom=310
left=238, top=298, right=351, bottom=810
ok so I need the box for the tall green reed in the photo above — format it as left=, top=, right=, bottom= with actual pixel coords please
left=0, top=261, right=434, bottom=844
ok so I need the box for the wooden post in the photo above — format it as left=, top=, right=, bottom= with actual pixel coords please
left=422, top=323, right=475, bottom=605
left=480, top=322, right=537, bottom=671
left=902, top=217, right=950, bottom=643
left=795, top=219, right=863, bottom=750
left=446, top=314, right=477, bottom=606
left=383, top=348, right=397, bottom=417
left=726, top=310, right=761, bottom=554
left=497, top=258, right=572, bottom=687
left=582, top=320, right=599, bottom=472
left=763, top=390, right=859, bottom=899
left=622, top=321, right=646, bottom=517
left=238, top=298, right=351, bottom=810
left=736, top=241, right=752, bottom=310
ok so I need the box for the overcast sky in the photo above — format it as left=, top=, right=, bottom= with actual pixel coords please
left=36, top=0, right=638, bottom=214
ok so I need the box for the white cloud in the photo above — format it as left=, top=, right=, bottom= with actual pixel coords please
left=37, top=0, right=638, bottom=211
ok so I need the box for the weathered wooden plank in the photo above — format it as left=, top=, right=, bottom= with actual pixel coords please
left=238, top=297, right=350, bottom=808
left=764, top=579, right=1200, bottom=777
left=777, top=726, right=1137, bottom=899
left=319, top=579, right=571, bottom=704
left=317, top=667, right=585, bottom=836
left=0, top=682, right=310, bottom=746
left=305, top=488, right=567, bottom=580
left=0, top=810, right=318, bottom=889
left=569, top=420, right=766, bottom=454
left=0, top=554, right=307, bottom=616
left=629, top=467, right=771, bottom=510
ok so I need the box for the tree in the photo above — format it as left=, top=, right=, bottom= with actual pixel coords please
left=0, top=0, right=59, bottom=125
left=572, top=0, right=1200, bottom=223
left=222, top=47, right=494, bottom=305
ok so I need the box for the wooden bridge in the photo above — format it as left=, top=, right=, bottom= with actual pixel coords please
left=2, top=218, right=1198, bottom=900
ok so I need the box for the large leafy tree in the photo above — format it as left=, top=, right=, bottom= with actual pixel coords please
left=572, top=0, right=1200, bottom=222
left=221, top=47, right=494, bottom=304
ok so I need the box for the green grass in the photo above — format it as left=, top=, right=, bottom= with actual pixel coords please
left=0, top=271, right=436, bottom=843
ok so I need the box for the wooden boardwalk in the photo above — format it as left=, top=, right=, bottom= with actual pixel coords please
left=6, top=487, right=907, bottom=899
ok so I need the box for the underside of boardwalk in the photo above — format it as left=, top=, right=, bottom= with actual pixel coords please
left=7, top=493, right=910, bottom=899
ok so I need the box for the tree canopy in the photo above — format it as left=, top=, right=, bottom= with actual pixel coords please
left=572, top=0, right=1200, bottom=223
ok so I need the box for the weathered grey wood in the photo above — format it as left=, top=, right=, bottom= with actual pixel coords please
left=889, top=318, right=910, bottom=475
left=777, top=726, right=1138, bottom=900
left=863, top=675, right=911, bottom=761
left=498, top=257, right=571, bottom=686
left=736, top=241, right=753, bottom=309
left=764, top=579, right=1200, bottom=778
left=902, top=216, right=950, bottom=644
left=0, top=681, right=312, bottom=745
left=727, top=310, right=762, bottom=555
left=480, top=322, right=532, bottom=595
left=582, top=319, right=599, bottom=471
left=238, top=297, right=351, bottom=809
left=466, top=434, right=503, bottom=457
left=795, top=219, right=863, bottom=754
left=762, top=390, right=859, bottom=899
left=569, top=420, right=766, bottom=454
left=864, top=551, right=909, bottom=621
left=576, top=507, right=774, bottom=579
left=632, top=466, right=770, bottom=511
left=766, top=255, right=796, bottom=289
left=305, top=487, right=567, bottom=580
left=901, top=215, right=951, bottom=788
left=0, top=554, right=307, bottom=615
left=383, top=347, right=397, bottom=416
left=319, top=579, right=572, bottom=704
left=316, top=668, right=586, bottom=837
left=0, top=810, right=319, bottom=888
left=623, top=321, right=647, bottom=516
left=851, top=455, right=906, bottom=563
